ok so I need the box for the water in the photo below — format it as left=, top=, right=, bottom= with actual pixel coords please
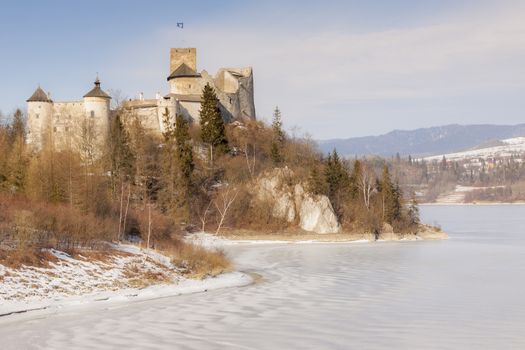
left=1, top=205, right=524, bottom=349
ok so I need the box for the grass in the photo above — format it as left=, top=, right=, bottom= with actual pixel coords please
left=0, top=248, right=59, bottom=269
left=171, top=243, right=232, bottom=279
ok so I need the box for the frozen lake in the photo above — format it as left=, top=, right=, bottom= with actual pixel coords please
left=1, top=205, right=524, bottom=349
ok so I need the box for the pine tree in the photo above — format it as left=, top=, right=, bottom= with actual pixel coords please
left=108, top=114, right=134, bottom=190
left=6, top=109, right=28, bottom=192
left=407, top=195, right=420, bottom=226
left=324, top=149, right=349, bottom=216
left=270, top=106, right=285, bottom=165
left=348, top=159, right=362, bottom=199
left=381, top=165, right=402, bottom=224
left=200, top=83, right=228, bottom=164
left=174, top=114, right=194, bottom=186
left=307, top=165, right=326, bottom=195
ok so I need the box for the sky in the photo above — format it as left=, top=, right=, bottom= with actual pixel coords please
left=0, top=0, right=524, bottom=139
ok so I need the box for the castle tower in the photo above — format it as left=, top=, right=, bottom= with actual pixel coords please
left=170, top=48, right=196, bottom=72
left=167, top=48, right=201, bottom=95
left=83, top=78, right=111, bottom=145
left=26, top=86, right=53, bottom=149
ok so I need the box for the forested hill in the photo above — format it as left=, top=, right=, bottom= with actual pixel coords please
left=319, top=124, right=525, bottom=158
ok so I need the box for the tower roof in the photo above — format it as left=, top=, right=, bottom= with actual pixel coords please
left=27, top=86, right=52, bottom=102
left=83, top=78, right=111, bottom=99
left=167, top=63, right=201, bottom=81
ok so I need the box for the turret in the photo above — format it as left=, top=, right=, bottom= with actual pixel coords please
left=26, top=86, right=53, bottom=148
left=83, top=77, right=111, bottom=143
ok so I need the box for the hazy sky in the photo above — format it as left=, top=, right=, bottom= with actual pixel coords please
left=0, top=0, right=523, bottom=139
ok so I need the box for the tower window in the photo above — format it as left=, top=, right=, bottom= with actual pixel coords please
left=188, top=84, right=191, bottom=88
left=90, top=111, right=95, bottom=118
left=53, top=127, right=57, bottom=132
left=65, top=127, right=70, bottom=132
left=35, top=114, right=39, bottom=119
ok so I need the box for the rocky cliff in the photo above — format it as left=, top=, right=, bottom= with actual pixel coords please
left=255, top=168, right=340, bottom=234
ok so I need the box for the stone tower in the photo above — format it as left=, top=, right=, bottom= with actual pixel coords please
left=26, top=86, right=53, bottom=149
left=170, top=48, right=197, bottom=72
left=82, top=78, right=111, bottom=145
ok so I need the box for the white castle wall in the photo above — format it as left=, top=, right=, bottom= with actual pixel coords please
left=28, top=48, right=256, bottom=149
left=27, top=100, right=53, bottom=148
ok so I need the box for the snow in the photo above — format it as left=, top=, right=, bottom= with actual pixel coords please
left=0, top=245, right=252, bottom=317
left=423, top=136, right=525, bottom=162
left=185, top=232, right=289, bottom=248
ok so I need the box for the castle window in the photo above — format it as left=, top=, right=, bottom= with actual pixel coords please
left=188, top=84, right=191, bottom=88
left=35, top=114, right=39, bottom=119
left=53, top=127, right=57, bottom=132
left=90, top=111, right=95, bottom=118
left=65, top=127, right=70, bottom=132
left=229, top=98, right=232, bottom=104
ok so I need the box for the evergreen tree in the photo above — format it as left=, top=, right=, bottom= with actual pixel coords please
left=174, top=114, right=194, bottom=186
left=407, top=195, right=420, bottom=226
left=200, top=83, right=228, bottom=164
left=307, top=165, right=326, bottom=195
left=6, top=109, right=28, bottom=192
left=270, top=106, right=285, bottom=165
left=108, top=114, right=134, bottom=187
left=348, top=159, right=362, bottom=199
left=324, top=149, right=349, bottom=216
left=9, top=109, right=25, bottom=144
left=381, top=165, right=402, bottom=224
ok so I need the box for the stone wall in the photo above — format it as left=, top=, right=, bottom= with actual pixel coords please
left=170, top=48, right=196, bottom=72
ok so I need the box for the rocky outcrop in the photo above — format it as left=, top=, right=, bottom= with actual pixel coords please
left=255, top=168, right=340, bottom=234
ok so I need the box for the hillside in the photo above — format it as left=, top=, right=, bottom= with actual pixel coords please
left=319, top=124, right=525, bottom=157
left=424, top=137, right=525, bottom=162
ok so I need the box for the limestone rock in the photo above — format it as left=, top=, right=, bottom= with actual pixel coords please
left=298, top=194, right=340, bottom=234
left=255, top=167, right=340, bottom=234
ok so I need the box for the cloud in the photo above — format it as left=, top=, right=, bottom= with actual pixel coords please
left=108, top=1, right=525, bottom=138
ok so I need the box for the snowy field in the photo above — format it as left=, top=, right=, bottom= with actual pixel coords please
left=424, top=137, right=525, bottom=162
left=1, top=205, right=524, bottom=349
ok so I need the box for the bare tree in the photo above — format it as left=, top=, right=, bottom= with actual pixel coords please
left=213, top=186, right=239, bottom=235
left=146, top=202, right=152, bottom=249
left=198, top=199, right=213, bottom=232
left=359, top=165, right=375, bottom=210
left=244, top=141, right=256, bottom=179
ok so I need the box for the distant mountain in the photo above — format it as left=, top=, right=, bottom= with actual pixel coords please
left=318, top=124, right=525, bottom=157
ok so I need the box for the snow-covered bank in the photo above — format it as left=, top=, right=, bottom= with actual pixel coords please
left=185, top=229, right=447, bottom=250
left=0, top=245, right=252, bottom=318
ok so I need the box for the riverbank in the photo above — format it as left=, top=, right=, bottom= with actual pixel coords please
left=1, top=225, right=446, bottom=319
left=186, top=225, right=448, bottom=248
left=0, top=244, right=252, bottom=317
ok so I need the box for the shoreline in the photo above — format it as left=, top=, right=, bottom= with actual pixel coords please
left=0, top=271, right=253, bottom=320
left=420, top=202, right=525, bottom=206
left=186, top=227, right=448, bottom=248
left=1, top=227, right=447, bottom=321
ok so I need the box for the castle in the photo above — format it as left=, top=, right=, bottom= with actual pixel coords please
left=26, top=48, right=255, bottom=150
